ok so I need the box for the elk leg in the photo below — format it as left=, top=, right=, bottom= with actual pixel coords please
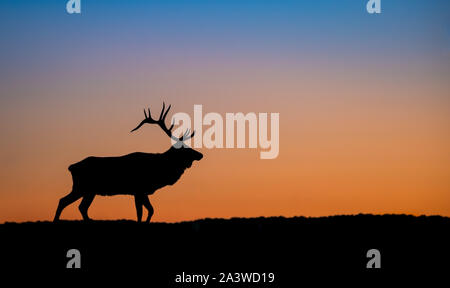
left=53, top=190, right=82, bottom=222
left=142, top=196, right=154, bottom=223
left=79, top=194, right=95, bottom=221
left=134, top=195, right=143, bottom=222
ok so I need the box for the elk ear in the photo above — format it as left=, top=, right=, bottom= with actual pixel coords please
left=173, top=141, right=183, bottom=149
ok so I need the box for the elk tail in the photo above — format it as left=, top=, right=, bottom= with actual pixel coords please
left=68, top=163, right=79, bottom=173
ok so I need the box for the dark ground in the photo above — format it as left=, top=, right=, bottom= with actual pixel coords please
left=0, top=214, right=449, bottom=285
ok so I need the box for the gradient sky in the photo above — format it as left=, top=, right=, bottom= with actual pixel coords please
left=1, top=0, right=449, bottom=222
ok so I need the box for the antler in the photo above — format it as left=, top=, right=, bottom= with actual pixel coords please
left=179, top=128, right=195, bottom=142
left=131, top=103, right=195, bottom=142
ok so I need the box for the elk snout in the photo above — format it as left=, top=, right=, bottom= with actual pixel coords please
left=195, top=152, right=203, bottom=161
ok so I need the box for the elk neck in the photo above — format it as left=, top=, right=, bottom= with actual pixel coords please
left=164, top=146, right=193, bottom=170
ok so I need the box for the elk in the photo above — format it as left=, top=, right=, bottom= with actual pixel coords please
left=53, top=103, right=203, bottom=222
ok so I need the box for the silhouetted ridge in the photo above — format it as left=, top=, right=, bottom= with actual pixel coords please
left=1, top=214, right=449, bottom=279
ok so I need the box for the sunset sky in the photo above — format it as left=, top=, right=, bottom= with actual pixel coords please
left=1, top=0, right=449, bottom=222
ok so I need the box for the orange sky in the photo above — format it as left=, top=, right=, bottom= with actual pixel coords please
left=1, top=59, right=449, bottom=223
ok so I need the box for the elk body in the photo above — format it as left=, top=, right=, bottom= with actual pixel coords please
left=53, top=104, right=203, bottom=222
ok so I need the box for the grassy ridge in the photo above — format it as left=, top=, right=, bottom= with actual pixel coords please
left=0, top=214, right=449, bottom=284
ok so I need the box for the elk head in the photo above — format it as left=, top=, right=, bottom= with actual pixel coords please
left=131, top=103, right=203, bottom=167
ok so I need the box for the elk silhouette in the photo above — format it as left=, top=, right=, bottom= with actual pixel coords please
left=53, top=103, right=203, bottom=222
